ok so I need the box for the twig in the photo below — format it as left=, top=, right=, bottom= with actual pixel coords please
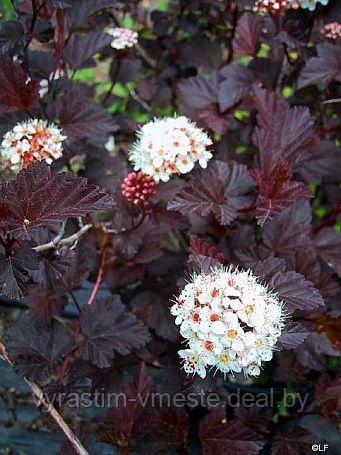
left=87, top=246, right=107, bottom=306
left=33, top=224, right=92, bottom=253
left=0, top=340, right=90, bottom=455
left=321, top=98, right=341, bottom=105
left=129, top=87, right=151, bottom=111
left=135, top=43, right=157, bottom=69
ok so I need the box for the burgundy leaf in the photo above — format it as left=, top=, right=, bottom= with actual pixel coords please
left=168, top=160, right=254, bottom=226
left=79, top=296, right=149, bottom=368
left=0, top=57, right=39, bottom=114
left=270, top=271, right=324, bottom=313
left=131, top=290, right=179, bottom=342
left=314, top=228, right=341, bottom=277
left=0, top=162, right=113, bottom=235
left=277, top=322, right=309, bottom=350
left=101, top=363, right=154, bottom=449
left=5, top=319, right=74, bottom=385
left=50, top=89, right=116, bottom=139
left=218, top=64, right=255, bottom=111
left=0, top=242, right=38, bottom=299
left=199, top=410, right=265, bottom=455
left=251, top=162, right=312, bottom=225
left=252, top=87, right=314, bottom=173
left=263, top=200, right=312, bottom=255
left=178, top=72, right=220, bottom=110
left=298, top=43, right=341, bottom=89
left=233, top=12, right=261, bottom=56
left=298, top=140, right=341, bottom=184
left=27, top=290, right=67, bottom=325
left=253, top=256, right=287, bottom=282
left=199, top=103, right=233, bottom=135
left=63, top=32, right=112, bottom=69
left=188, top=234, right=225, bottom=273
left=271, top=426, right=313, bottom=455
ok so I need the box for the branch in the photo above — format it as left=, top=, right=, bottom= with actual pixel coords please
left=33, top=224, right=92, bottom=253
left=0, top=340, right=89, bottom=455
left=135, top=43, right=157, bottom=69
left=321, top=98, right=341, bottom=105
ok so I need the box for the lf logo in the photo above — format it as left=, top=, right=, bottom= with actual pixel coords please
left=312, top=444, right=329, bottom=452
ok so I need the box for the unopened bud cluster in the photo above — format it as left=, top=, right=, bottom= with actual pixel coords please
left=129, top=116, right=213, bottom=182
left=171, top=267, right=285, bottom=378
left=108, top=27, right=138, bottom=50
left=121, top=171, right=156, bottom=206
left=0, top=119, right=66, bottom=171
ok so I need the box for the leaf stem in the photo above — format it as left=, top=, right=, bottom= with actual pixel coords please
left=87, top=245, right=107, bottom=305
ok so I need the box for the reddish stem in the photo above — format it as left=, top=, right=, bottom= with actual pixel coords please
left=88, top=246, right=107, bottom=305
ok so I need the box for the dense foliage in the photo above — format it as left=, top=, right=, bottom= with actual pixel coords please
left=0, top=0, right=340, bottom=453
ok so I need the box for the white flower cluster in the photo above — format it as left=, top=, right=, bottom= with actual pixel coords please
left=0, top=119, right=66, bottom=171
left=254, top=0, right=293, bottom=14
left=171, top=267, right=285, bottom=378
left=294, top=0, right=329, bottom=10
left=129, top=116, right=213, bottom=182
left=108, top=27, right=138, bottom=50
left=321, top=22, right=341, bottom=41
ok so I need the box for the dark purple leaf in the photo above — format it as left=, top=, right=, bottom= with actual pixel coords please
left=270, top=271, right=324, bottom=313
left=298, top=141, right=341, bottom=184
left=5, top=319, right=74, bottom=384
left=251, top=162, right=312, bottom=225
left=277, top=322, right=309, bottom=350
left=50, top=89, right=116, bottom=139
left=263, top=200, right=312, bottom=255
left=271, top=426, right=313, bottom=455
left=252, top=86, right=314, bottom=173
left=0, top=56, right=39, bottom=114
left=63, top=32, right=112, bottom=69
left=0, top=242, right=38, bottom=299
left=178, top=72, right=220, bottom=109
left=233, top=13, right=261, bottom=56
left=314, top=228, right=341, bottom=277
left=0, top=21, right=25, bottom=54
left=218, top=64, right=254, bottom=111
left=100, top=363, right=154, bottom=448
left=79, top=296, right=149, bottom=368
left=298, top=43, right=341, bottom=89
left=199, top=410, right=265, bottom=455
left=0, top=161, right=113, bottom=235
left=188, top=235, right=225, bottom=273
left=27, top=290, right=67, bottom=325
left=168, top=160, right=254, bottom=226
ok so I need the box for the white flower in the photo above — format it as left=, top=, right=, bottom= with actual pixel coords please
left=0, top=119, right=66, bottom=172
left=171, top=266, right=286, bottom=378
left=296, top=0, right=328, bottom=11
left=39, top=68, right=64, bottom=98
left=108, top=27, right=138, bottom=50
left=178, top=349, right=207, bottom=378
left=129, top=116, right=213, bottom=182
left=254, top=0, right=294, bottom=14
